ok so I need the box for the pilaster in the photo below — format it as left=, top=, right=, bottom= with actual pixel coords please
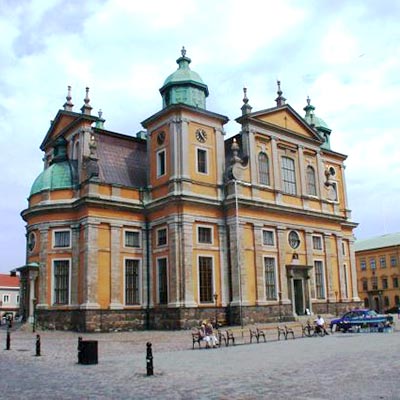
left=253, top=223, right=267, bottom=305
left=323, top=233, right=333, bottom=299
left=277, top=226, right=289, bottom=303
left=109, top=224, right=123, bottom=309
left=218, top=223, right=229, bottom=307
left=335, top=235, right=345, bottom=299
left=70, top=224, right=80, bottom=307
left=349, top=239, right=360, bottom=301
left=38, top=227, right=49, bottom=307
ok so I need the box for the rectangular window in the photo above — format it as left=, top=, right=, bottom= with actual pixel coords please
left=390, top=255, right=397, bottom=267
left=372, top=276, right=378, bottom=290
left=382, top=278, right=388, bottom=289
left=157, top=149, right=166, bottom=177
left=312, top=235, right=323, bottom=251
left=2, top=294, right=10, bottom=304
left=264, top=257, right=276, bottom=300
left=125, top=230, right=140, bottom=248
left=16, top=295, right=20, bottom=304
left=198, top=226, right=212, bottom=244
left=281, top=156, right=297, bottom=195
left=158, top=258, right=168, bottom=305
left=262, top=230, right=275, bottom=246
left=53, top=260, right=70, bottom=305
left=362, top=280, right=368, bottom=291
left=342, top=242, right=346, bottom=256
left=360, top=259, right=366, bottom=271
left=53, top=230, right=71, bottom=248
left=369, top=258, right=376, bottom=270
left=380, top=256, right=386, bottom=268
left=314, top=260, right=325, bottom=299
left=199, top=256, right=213, bottom=303
left=197, top=148, right=208, bottom=174
left=384, top=296, right=390, bottom=307
left=125, top=259, right=140, bottom=305
left=157, top=227, right=167, bottom=247
left=393, top=277, right=399, bottom=288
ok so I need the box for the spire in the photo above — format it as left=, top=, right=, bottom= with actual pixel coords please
left=80, top=87, right=93, bottom=115
left=275, top=80, right=286, bottom=107
left=95, top=109, right=105, bottom=129
left=63, top=85, right=74, bottom=111
left=241, top=87, right=252, bottom=115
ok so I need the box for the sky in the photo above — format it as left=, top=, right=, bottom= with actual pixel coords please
left=1, top=0, right=399, bottom=273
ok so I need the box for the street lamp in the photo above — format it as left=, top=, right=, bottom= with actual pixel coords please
left=213, top=293, right=218, bottom=328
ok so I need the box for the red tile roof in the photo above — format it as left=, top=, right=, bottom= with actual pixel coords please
left=0, top=274, right=20, bottom=288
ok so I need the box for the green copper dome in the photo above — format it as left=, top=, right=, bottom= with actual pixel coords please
left=303, top=97, right=331, bottom=150
left=30, top=161, right=74, bottom=196
left=160, top=47, right=209, bottom=109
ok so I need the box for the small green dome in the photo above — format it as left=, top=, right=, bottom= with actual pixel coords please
left=30, top=161, right=74, bottom=196
left=160, top=47, right=209, bottom=109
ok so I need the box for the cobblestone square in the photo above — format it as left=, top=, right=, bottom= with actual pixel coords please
left=0, top=324, right=399, bottom=400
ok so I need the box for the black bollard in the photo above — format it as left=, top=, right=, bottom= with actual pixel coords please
left=77, top=336, right=83, bottom=364
left=6, top=330, right=10, bottom=350
left=35, top=334, right=41, bottom=357
left=146, top=342, right=154, bottom=376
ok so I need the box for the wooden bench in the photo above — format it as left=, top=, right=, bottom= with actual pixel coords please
left=277, top=323, right=304, bottom=340
left=249, top=326, right=266, bottom=343
left=192, top=328, right=203, bottom=349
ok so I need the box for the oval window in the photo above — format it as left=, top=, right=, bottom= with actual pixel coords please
left=288, top=230, right=300, bottom=249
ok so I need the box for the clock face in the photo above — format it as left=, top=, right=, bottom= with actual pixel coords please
left=157, top=131, right=166, bottom=145
left=195, top=129, right=207, bottom=143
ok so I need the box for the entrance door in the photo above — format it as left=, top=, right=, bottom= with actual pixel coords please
left=293, top=279, right=304, bottom=315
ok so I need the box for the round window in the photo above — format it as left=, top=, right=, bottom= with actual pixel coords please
left=28, top=232, right=36, bottom=252
left=288, top=230, right=300, bottom=249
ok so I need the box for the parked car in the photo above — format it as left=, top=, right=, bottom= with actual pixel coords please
left=330, top=309, right=393, bottom=332
left=385, top=306, right=400, bottom=314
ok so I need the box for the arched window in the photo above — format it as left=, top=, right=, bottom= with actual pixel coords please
left=258, top=152, right=270, bottom=185
left=281, top=156, right=296, bottom=195
left=306, top=166, right=317, bottom=196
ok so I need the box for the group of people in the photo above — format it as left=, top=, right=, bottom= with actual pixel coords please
left=199, top=321, right=219, bottom=348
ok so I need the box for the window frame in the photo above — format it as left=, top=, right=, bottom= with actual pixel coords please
left=306, top=165, right=317, bottom=196
left=281, top=156, right=297, bottom=195
left=124, top=229, right=141, bottom=249
left=360, top=259, right=366, bottom=271
left=156, top=148, right=166, bottom=177
left=312, top=234, right=323, bottom=251
left=262, top=229, right=275, bottom=247
left=196, top=147, right=208, bottom=175
left=288, top=230, right=301, bottom=249
left=390, top=255, right=397, bottom=267
left=314, top=260, right=325, bottom=299
left=156, top=227, right=168, bottom=247
left=2, top=294, right=10, bottom=304
left=51, top=258, right=71, bottom=305
left=369, top=257, right=376, bottom=270
left=393, top=277, right=399, bottom=288
left=124, top=258, right=141, bottom=306
left=264, top=256, right=277, bottom=300
left=258, top=152, right=270, bottom=186
left=157, top=257, right=168, bottom=305
left=52, top=229, right=71, bottom=249
left=197, top=225, right=213, bottom=245
left=198, top=255, right=214, bottom=304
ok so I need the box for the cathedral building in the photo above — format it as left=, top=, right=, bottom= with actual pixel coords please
left=19, top=48, right=360, bottom=331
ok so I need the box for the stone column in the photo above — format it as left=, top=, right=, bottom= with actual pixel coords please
left=70, top=224, right=80, bottom=307
left=80, top=221, right=100, bottom=309
left=305, top=230, right=316, bottom=301
left=298, top=145, right=306, bottom=197
left=271, top=136, right=282, bottom=204
left=182, top=219, right=196, bottom=307
left=218, top=222, right=229, bottom=307
left=277, top=226, right=289, bottom=303
left=349, top=238, right=360, bottom=301
left=109, top=224, right=123, bottom=309
left=28, top=269, right=38, bottom=323
left=167, top=218, right=180, bottom=307
left=323, top=233, right=334, bottom=300
left=335, top=235, right=345, bottom=299
left=38, top=228, right=49, bottom=307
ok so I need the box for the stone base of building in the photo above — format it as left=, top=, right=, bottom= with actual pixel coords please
left=35, top=301, right=362, bottom=332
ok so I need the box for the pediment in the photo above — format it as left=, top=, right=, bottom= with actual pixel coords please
left=250, top=105, right=322, bottom=142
